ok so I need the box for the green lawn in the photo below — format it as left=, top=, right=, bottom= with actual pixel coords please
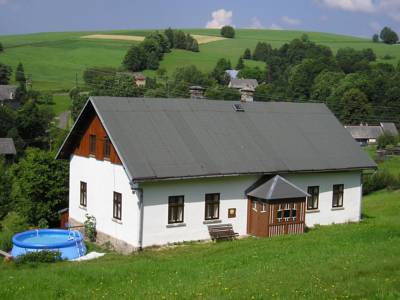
left=363, top=145, right=400, bottom=176
left=1, top=189, right=399, bottom=299
left=1, top=28, right=399, bottom=91
left=51, top=94, right=71, bottom=116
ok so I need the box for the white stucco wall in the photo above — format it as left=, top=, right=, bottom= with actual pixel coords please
left=140, top=176, right=258, bottom=247
left=284, top=171, right=362, bottom=226
left=69, top=155, right=362, bottom=249
left=140, top=171, right=362, bottom=247
left=69, top=155, right=139, bottom=248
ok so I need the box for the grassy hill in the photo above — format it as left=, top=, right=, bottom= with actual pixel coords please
left=0, top=189, right=399, bottom=299
left=1, top=29, right=399, bottom=91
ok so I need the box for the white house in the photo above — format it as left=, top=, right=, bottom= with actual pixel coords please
left=57, top=97, right=376, bottom=253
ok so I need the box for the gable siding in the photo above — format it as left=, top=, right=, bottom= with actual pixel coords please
left=73, top=114, right=122, bottom=164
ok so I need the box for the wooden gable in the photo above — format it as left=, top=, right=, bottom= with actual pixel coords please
left=73, top=113, right=122, bottom=165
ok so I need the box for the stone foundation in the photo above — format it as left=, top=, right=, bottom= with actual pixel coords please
left=68, top=218, right=137, bottom=254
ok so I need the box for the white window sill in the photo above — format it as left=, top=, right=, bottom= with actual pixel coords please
left=203, top=219, right=222, bottom=225
left=166, top=223, right=186, bottom=228
left=331, top=207, right=345, bottom=211
left=79, top=205, right=87, bottom=211
left=306, top=209, right=320, bottom=214
left=112, top=218, right=123, bottom=224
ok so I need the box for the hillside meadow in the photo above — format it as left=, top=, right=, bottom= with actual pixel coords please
left=1, top=29, right=399, bottom=91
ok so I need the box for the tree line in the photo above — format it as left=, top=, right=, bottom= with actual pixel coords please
left=237, top=35, right=400, bottom=126
left=0, top=64, right=69, bottom=245
left=123, top=29, right=199, bottom=72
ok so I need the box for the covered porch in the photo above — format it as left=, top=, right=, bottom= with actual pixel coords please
left=246, top=175, right=309, bottom=237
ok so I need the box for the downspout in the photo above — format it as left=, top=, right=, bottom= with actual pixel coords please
left=133, top=186, right=144, bottom=251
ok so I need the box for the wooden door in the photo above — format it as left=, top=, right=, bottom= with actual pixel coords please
left=247, top=199, right=269, bottom=237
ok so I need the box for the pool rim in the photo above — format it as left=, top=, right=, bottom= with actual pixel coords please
left=12, top=229, right=84, bottom=249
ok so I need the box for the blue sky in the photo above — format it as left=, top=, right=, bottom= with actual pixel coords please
left=0, top=0, right=399, bottom=37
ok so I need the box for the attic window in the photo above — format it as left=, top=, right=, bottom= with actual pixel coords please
left=233, top=103, right=244, bottom=112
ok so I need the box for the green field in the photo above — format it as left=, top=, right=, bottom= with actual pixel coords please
left=0, top=189, right=399, bottom=299
left=1, top=29, right=400, bottom=91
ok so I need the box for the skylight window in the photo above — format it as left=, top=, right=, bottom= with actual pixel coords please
left=233, top=103, right=244, bottom=112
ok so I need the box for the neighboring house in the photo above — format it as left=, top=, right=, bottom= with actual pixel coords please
left=0, top=138, right=16, bottom=160
left=57, top=97, right=375, bottom=253
left=228, top=79, right=258, bottom=102
left=189, top=86, right=205, bottom=99
left=0, top=85, right=19, bottom=109
left=133, top=73, right=146, bottom=87
left=345, top=122, right=399, bottom=146
left=228, top=79, right=258, bottom=90
left=225, top=70, right=239, bottom=80
left=380, top=122, right=399, bottom=136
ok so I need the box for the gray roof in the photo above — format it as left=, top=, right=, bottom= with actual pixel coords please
left=225, top=70, right=239, bottom=79
left=380, top=122, right=399, bottom=136
left=345, top=125, right=383, bottom=139
left=0, top=138, right=16, bottom=155
left=0, top=85, right=17, bottom=101
left=247, top=175, right=309, bottom=200
left=229, top=79, right=258, bottom=90
left=57, top=97, right=376, bottom=182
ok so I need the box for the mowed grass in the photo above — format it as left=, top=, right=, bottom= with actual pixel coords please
left=1, top=29, right=400, bottom=91
left=0, top=190, right=399, bottom=299
left=363, top=145, right=400, bottom=176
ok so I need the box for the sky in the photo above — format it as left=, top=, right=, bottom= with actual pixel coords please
left=0, top=0, right=399, bottom=37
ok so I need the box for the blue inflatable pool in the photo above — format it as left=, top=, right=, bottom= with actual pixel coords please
left=11, top=229, right=86, bottom=260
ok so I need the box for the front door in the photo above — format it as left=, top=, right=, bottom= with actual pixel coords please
left=247, top=198, right=268, bottom=237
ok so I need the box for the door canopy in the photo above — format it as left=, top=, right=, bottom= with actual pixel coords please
left=246, top=175, right=309, bottom=201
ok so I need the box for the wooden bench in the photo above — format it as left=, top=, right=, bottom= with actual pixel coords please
left=208, top=224, right=239, bottom=241
left=0, top=249, right=12, bottom=261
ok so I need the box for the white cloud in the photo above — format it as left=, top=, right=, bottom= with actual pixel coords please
left=320, top=15, right=329, bottom=21
left=369, top=21, right=381, bottom=31
left=319, top=0, right=375, bottom=13
left=205, top=9, right=233, bottom=29
left=281, top=16, right=302, bottom=25
left=319, top=0, right=400, bottom=23
left=269, top=23, right=283, bottom=30
left=379, top=0, right=400, bottom=22
left=249, top=17, right=264, bottom=29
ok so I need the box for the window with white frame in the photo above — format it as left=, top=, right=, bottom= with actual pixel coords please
left=168, top=195, right=184, bottom=224
left=261, top=202, right=267, bottom=212
left=307, top=186, right=319, bottom=210
left=332, top=184, right=344, bottom=208
left=205, top=193, right=220, bottom=220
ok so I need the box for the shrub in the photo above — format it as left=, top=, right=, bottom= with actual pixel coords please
left=363, top=170, right=399, bottom=195
left=0, top=212, right=28, bottom=251
left=38, top=218, right=49, bottom=229
left=377, top=133, right=398, bottom=149
left=382, top=54, right=394, bottom=60
left=220, top=26, right=235, bottom=38
left=14, top=250, right=63, bottom=265
left=84, top=214, right=96, bottom=242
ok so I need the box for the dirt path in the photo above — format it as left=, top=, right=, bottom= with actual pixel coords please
left=81, top=34, right=226, bottom=44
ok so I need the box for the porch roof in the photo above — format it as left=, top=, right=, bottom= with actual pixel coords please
left=246, top=175, right=309, bottom=201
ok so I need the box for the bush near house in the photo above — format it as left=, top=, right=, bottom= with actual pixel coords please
left=14, top=250, right=63, bottom=265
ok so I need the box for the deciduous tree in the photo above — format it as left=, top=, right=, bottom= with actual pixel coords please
left=340, top=88, right=372, bottom=125
left=10, top=148, right=69, bottom=226
left=220, top=26, right=235, bottom=38
left=380, top=27, right=399, bottom=45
